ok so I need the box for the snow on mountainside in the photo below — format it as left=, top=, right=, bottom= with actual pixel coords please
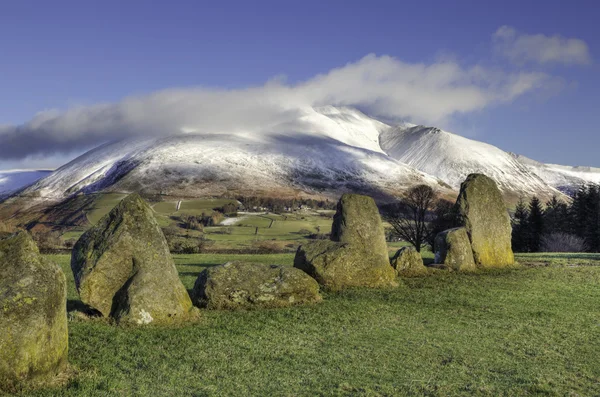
left=12, top=106, right=598, bottom=204
left=0, top=170, right=52, bottom=199
left=511, top=153, right=600, bottom=194
left=18, top=107, right=449, bottom=201
left=379, top=124, right=563, bottom=201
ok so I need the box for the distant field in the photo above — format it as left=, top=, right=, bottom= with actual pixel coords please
left=18, top=253, right=600, bottom=396
left=85, top=193, right=128, bottom=225
left=61, top=194, right=333, bottom=251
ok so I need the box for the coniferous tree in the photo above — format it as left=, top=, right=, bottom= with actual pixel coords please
left=511, top=197, right=529, bottom=252
left=584, top=185, right=600, bottom=251
left=543, top=195, right=569, bottom=234
left=527, top=196, right=544, bottom=252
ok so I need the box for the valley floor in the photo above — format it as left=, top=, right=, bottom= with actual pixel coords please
left=11, top=253, right=600, bottom=396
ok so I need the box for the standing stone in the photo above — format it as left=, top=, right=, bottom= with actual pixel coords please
left=295, top=240, right=398, bottom=291
left=0, top=232, right=68, bottom=391
left=295, top=194, right=398, bottom=291
left=331, top=194, right=389, bottom=261
left=434, top=227, right=476, bottom=271
left=71, top=193, right=196, bottom=325
left=391, top=246, right=428, bottom=277
left=456, top=174, right=515, bottom=268
left=191, top=261, right=322, bottom=309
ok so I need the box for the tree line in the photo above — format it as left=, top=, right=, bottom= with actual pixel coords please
left=383, top=183, right=600, bottom=254
left=512, top=185, right=600, bottom=252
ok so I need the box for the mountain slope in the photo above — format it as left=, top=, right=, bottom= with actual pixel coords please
left=0, top=170, right=52, bottom=199
left=512, top=154, right=600, bottom=194
left=17, top=107, right=449, bottom=202
left=11, top=107, right=599, bottom=205
left=379, top=124, right=563, bottom=202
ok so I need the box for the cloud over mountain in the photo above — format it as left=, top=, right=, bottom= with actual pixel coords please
left=0, top=54, right=550, bottom=163
left=493, top=26, right=592, bottom=65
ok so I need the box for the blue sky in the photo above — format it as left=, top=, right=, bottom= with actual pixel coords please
left=0, top=0, right=598, bottom=169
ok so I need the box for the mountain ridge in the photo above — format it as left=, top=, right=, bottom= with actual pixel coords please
left=4, top=106, right=600, bottom=205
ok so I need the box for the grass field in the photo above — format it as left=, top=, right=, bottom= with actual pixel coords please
left=59, top=194, right=334, bottom=251
left=14, top=253, right=600, bottom=396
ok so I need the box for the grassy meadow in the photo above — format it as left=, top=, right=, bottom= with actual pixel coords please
left=11, top=252, right=600, bottom=396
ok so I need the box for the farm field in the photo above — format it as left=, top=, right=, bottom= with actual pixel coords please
left=58, top=194, right=336, bottom=251
left=15, top=252, right=600, bottom=396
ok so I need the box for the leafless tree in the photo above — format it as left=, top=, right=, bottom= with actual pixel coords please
left=384, top=184, right=438, bottom=252
left=541, top=232, right=588, bottom=252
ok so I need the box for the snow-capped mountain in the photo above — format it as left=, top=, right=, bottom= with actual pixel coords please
left=9, top=106, right=600, bottom=204
left=16, top=107, right=449, bottom=201
left=511, top=154, right=600, bottom=194
left=0, top=170, right=52, bottom=199
left=379, top=124, right=563, bottom=201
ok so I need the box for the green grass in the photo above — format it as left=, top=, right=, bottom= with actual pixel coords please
left=179, top=199, right=238, bottom=215
left=16, top=253, right=600, bottom=396
left=515, top=252, right=600, bottom=266
left=85, top=193, right=128, bottom=225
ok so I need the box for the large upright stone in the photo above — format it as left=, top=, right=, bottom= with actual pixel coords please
left=71, top=193, right=196, bottom=325
left=434, top=227, right=476, bottom=271
left=0, top=232, right=68, bottom=391
left=331, top=194, right=389, bottom=261
left=191, top=261, right=322, bottom=309
left=456, top=174, right=515, bottom=268
left=391, top=246, right=428, bottom=277
left=294, top=194, right=398, bottom=291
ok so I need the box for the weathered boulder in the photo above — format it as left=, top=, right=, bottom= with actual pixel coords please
left=294, top=240, right=398, bottom=291
left=295, top=193, right=398, bottom=290
left=0, top=232, right=68, bottom=391
left=331, top=193, right=389, bottom=263
left=456, top=174, right=515, bottom=268
left=434, top=227, right=476, bottom=271
left=391, top=246, right=428, bottom=277
left=71, top=193, right=196, bottom=325
left=191, top=261, right=321, bottom=309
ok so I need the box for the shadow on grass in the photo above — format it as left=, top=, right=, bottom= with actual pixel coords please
left=67, top=299, right=102, bottom=317
left=179, top=272, right=203, bottom=278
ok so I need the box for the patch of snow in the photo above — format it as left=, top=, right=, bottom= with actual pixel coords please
left=220, top=216, right=247, bottom=226
left=0, top=169, right=53, bottom=198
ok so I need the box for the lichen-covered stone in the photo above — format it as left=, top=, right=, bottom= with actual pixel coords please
left=391, top=246, right=428, bottom=277
left=434, top=227, right=476, bottom=271
left=331, top=193, right=389, bottom=264
left=71, top=193, right=196, bottom=325
left=294, top=240, right=398, bottom=291
left=456, top=174, right=515, bottom=268
left=0, top=232, right=68, bottom=391
left=191, top=261, right=321, bottom=310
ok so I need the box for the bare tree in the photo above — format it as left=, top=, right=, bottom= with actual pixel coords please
left=541, top=232, right=588, bottom=252
left=384, top=185, right=438, bottom=252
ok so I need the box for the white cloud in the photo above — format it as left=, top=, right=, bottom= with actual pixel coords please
left=0, top=54, right=551, bottom=162
left=493, top=25, right=591, bottom=65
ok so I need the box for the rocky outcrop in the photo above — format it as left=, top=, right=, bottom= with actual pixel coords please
left=391, top=246, right=428, bottom=277
left=191, top=261, right=321, bottom=309
left=294, top=194, right=398, bottom=290
left=71, top=193, right=196, bottom=325
left=455, top=174, right=515, bottom=268
left=434, top=228, right=476, bottom=271
left=0, top=232, right=68, bottom=391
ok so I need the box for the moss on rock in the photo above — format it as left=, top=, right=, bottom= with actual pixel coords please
left=391, top=246, right=428, bottom=277
left=434, top=227, right=476, bottom=271
left=0, top=232, right=68, bottom=392
left=294, top=240, right=398, bottom=291
left=331, top=193, right=389, bottom=264
left=295, top=194, right=398, bottom=290
left=71, top=193, right=196, bottom=325
left=191, top=261, right=322, bottom=310
left=456, top=174, right=515, bottom=268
